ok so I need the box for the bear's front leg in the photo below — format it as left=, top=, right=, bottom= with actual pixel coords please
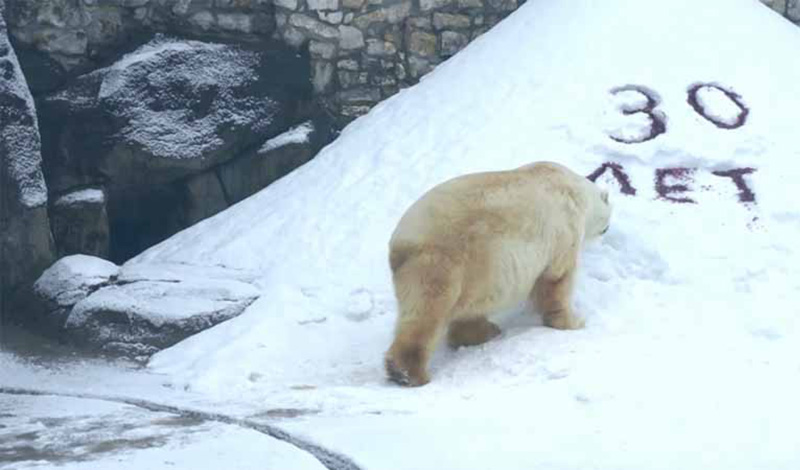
left=447, top=317, right=501, bottom=348
left=533, top=269, right=585, bottom=330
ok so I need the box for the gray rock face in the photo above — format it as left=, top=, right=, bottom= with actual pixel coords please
left=181, top=171, right=229, bottom=227
left=0, top=1, right=56, bottom=311
left=217, top=120, right=322, bottom=205
left=34, top=36, right=320, bottom=262
left=99, top=115, right=329, bottom=262
left=789, top=0, right=800, bottom=21
left=10, top=43, right=68, bottom=95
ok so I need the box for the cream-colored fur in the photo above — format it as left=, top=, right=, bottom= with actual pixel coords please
left=384, top=161, right=611, bottom=386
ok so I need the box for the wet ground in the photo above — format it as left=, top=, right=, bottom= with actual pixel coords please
left=0, top=324, right=355, bottom=470
left=0, top=392, right=332, bottom=470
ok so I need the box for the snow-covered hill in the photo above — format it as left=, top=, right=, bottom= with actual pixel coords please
left=117, top=0, right=800, bottom=467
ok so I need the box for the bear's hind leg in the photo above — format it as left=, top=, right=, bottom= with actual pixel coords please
left=447, top=317, right=501, bottom=348
left=386, top=313, right=448, bottom=387
left=385, top=257, right=460, bottom=386
left=533, top=269, right=585, bottom=330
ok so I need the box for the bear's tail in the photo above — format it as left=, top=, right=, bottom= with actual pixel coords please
left=386, top=249, right=463, bottom=386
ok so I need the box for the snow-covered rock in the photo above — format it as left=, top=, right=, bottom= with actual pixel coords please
left=31, top=257, right=260, bottom=360
left=63, top=264, right=260, bottom=360
left=31, top=255, right=119, bottom=333
left=0, top=1, right=55, bottom=302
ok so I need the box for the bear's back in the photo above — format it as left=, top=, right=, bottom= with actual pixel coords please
left=389, top=163, right=583, bottom=254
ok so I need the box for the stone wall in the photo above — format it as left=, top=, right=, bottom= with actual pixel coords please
left=272, top=0, right=517, bottom=121
left=4, top=0, right=517, bottom=123
left=6, top=0, right=274, bottom=68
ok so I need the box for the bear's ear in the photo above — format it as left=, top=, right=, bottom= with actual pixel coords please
left=601, top=188, right=609, bottom=203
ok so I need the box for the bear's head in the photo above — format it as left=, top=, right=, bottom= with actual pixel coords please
left=584, top=182, right=612, bottom=240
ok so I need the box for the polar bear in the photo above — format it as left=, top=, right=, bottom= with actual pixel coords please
left=384, top=161, right=611, bottom=386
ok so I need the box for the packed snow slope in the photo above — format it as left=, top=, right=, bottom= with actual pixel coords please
left=132, top=0, right=799, bottom=468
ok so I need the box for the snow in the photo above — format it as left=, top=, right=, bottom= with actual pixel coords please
left=0, top=12, right=48, bottom=209
left=259, top=121, right=315, bottom=154
left=53, top=188, right=105, bottom=206
left=6, top=0, right=800, bottom=469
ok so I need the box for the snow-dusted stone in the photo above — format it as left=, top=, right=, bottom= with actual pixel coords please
left=50, top=187, right=110, bottom=258
left=38, top=36, right=313, bottom=193
left=0, top=2, right=56, bottom=302
left=31, top=255, right=119, bottom=333
left=63, top=263, right=260, bottom=359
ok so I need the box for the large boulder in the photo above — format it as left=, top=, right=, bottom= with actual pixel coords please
left=30, top=254, right=119, bottom=335
left=31, top=257, right=260, bottom=360
left=39, top=35, right=313, bottom=192
left=0, top=0, right=56, bottom=313
left=65, top=263, right=261, bottom=360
